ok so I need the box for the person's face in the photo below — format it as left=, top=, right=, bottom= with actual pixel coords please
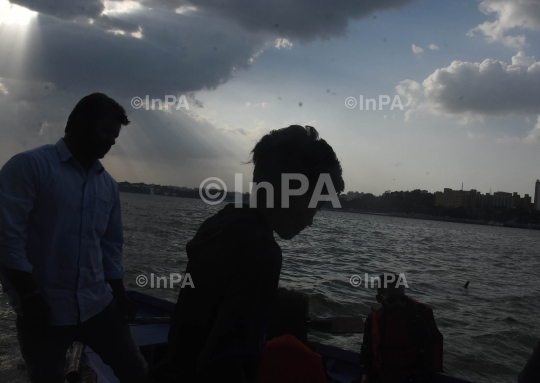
left=271, top=193, right=322, bottom=240
left=83, top=117, right=121, bottom=159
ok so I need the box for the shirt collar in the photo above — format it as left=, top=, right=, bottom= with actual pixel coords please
left=92, top=160, right=105, bottom=174
left=55, top=138, right=72, bottom=162
left=56, top=138, right=105, bottom=174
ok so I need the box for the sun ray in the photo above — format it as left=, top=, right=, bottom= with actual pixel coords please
left=0, top=1, right=39, bottom=82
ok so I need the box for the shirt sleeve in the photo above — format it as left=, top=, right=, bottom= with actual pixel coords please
left=0, top=154, right=37, bottom=273
left=101, top=185, right=124, bottom=280
left=196, top=233, right=281, bottom=382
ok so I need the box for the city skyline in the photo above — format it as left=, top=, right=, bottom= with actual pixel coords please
left=118, top=178, right=539, bottom=201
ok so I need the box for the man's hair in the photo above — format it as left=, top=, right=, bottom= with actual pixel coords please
left=266, top=287, right=309, bottom=344
left=65, top=93, right=130, bottom=133
left=377, top=273, right=405, bottom=295
left=249, top=125, right=345, bottom=197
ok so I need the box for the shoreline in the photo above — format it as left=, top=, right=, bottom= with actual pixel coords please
left=118, top=192, right=540, bottom=231
left=323, top=208, right=540, bottom=231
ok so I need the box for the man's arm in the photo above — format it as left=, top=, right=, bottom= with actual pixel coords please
left=0, top=154, right=50, bottom=331
left=0, top=154, right=37, bottom=277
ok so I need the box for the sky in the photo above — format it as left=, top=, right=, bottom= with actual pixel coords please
left=0, top=0, right=539, bottom=196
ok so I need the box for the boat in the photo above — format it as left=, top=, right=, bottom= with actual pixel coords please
left=76, top=290, right=474, bottom=383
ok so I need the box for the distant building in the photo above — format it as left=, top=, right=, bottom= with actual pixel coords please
left=535, top=180, right=540, bottom=211
left=523, top=194, right=532, bottom=209
left=435, top=188, right=477, bottom=208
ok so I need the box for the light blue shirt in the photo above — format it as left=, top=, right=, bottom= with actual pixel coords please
left=0, top=139, right=124, bottom=325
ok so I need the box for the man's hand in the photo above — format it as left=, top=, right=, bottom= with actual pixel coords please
left=361, top=374, right=371, bottom=383
left=115, top=293, right=138, bottom=323
left=107, top=279, right=138, bottom=323
left=20, top=291, right=51, bottom=336
left=2, top=268, right=50, bottom=335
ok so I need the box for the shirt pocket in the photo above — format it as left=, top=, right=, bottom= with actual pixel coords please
left=94, top=196, right=113, bottom=236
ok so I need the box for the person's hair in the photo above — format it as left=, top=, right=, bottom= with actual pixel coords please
left=266, top=287, right=309, bottom=344
left=249, top=125, right=345, bottom=204
left=377, top=272, right=405, bottom=295
left=65, top=93, right=130, bottom=133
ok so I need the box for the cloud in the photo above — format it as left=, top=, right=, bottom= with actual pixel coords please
left=149, top=0, right=416, bottom=43
left=11, top=0, right=104, bottom=20
left=468, top=0, right=540, bottom=49
left=396, top=51, right=540, bottom=122
left=0, top=0, right=418, bottom=184
left=397, top=51, right=540, bottom=144
left=245, top=102, right=270, bottom=109
left=523, top=116, right=540, bottom=144
left=512, top=50, right=536, bottom=66
left=496, top=116, right=540, bottom=145
left=428, top=43, right=439, bottom=50
left=412, top=44, right=424, bottom=54
left=10, top=0, right=416, bottom=40
left=467, top=131, right=485, bottom=140
left=1, top=0, right=419, bottom=97
left=1, top=10, right=273, bottom=97
left=8, top=0, right=142, bottom=33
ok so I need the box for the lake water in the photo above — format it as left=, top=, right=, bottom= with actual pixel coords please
left=1, top=192, right=539, bottom=383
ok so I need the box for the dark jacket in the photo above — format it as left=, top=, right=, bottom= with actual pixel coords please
left=165, top=203, right=282, bottom=383
left=360, top=300, right=434, bottom=383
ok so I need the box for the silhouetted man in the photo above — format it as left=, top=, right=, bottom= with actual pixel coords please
left=360, top=273, right=443, bottom=383
left=161, top=125, right=345, bottom=382
left=0, top=93, right=147, bottom=383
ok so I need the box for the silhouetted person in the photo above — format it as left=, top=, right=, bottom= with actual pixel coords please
left=256, top=287, right=327, bottom=383
left=161, top=125, right=344, bottom=382
left=360, top=273, right=443, bottom=383
left=0, top=93, right=147, bottom=383
left=518, top=340, right=540, bottom=382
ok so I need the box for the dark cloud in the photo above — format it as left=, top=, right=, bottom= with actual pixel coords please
left=153, top=0, right=415, bottom=42
left=0, top=10, right=269, bottom=97
left=11, top=0, right=416, bottom=40
left=1, top=0, right=418, bottom=182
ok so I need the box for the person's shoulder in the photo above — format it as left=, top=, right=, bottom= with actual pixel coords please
left=408, top=299, right=433, bottom=316
left=20, top=144, right=57, bottom=163
left=186, top=204, right=280, bottom=266
left=1, top=145, right=55, bottom=175
left=100, top=169, right=117, bottom=186
left=14, top=144, right=55, bottom=161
